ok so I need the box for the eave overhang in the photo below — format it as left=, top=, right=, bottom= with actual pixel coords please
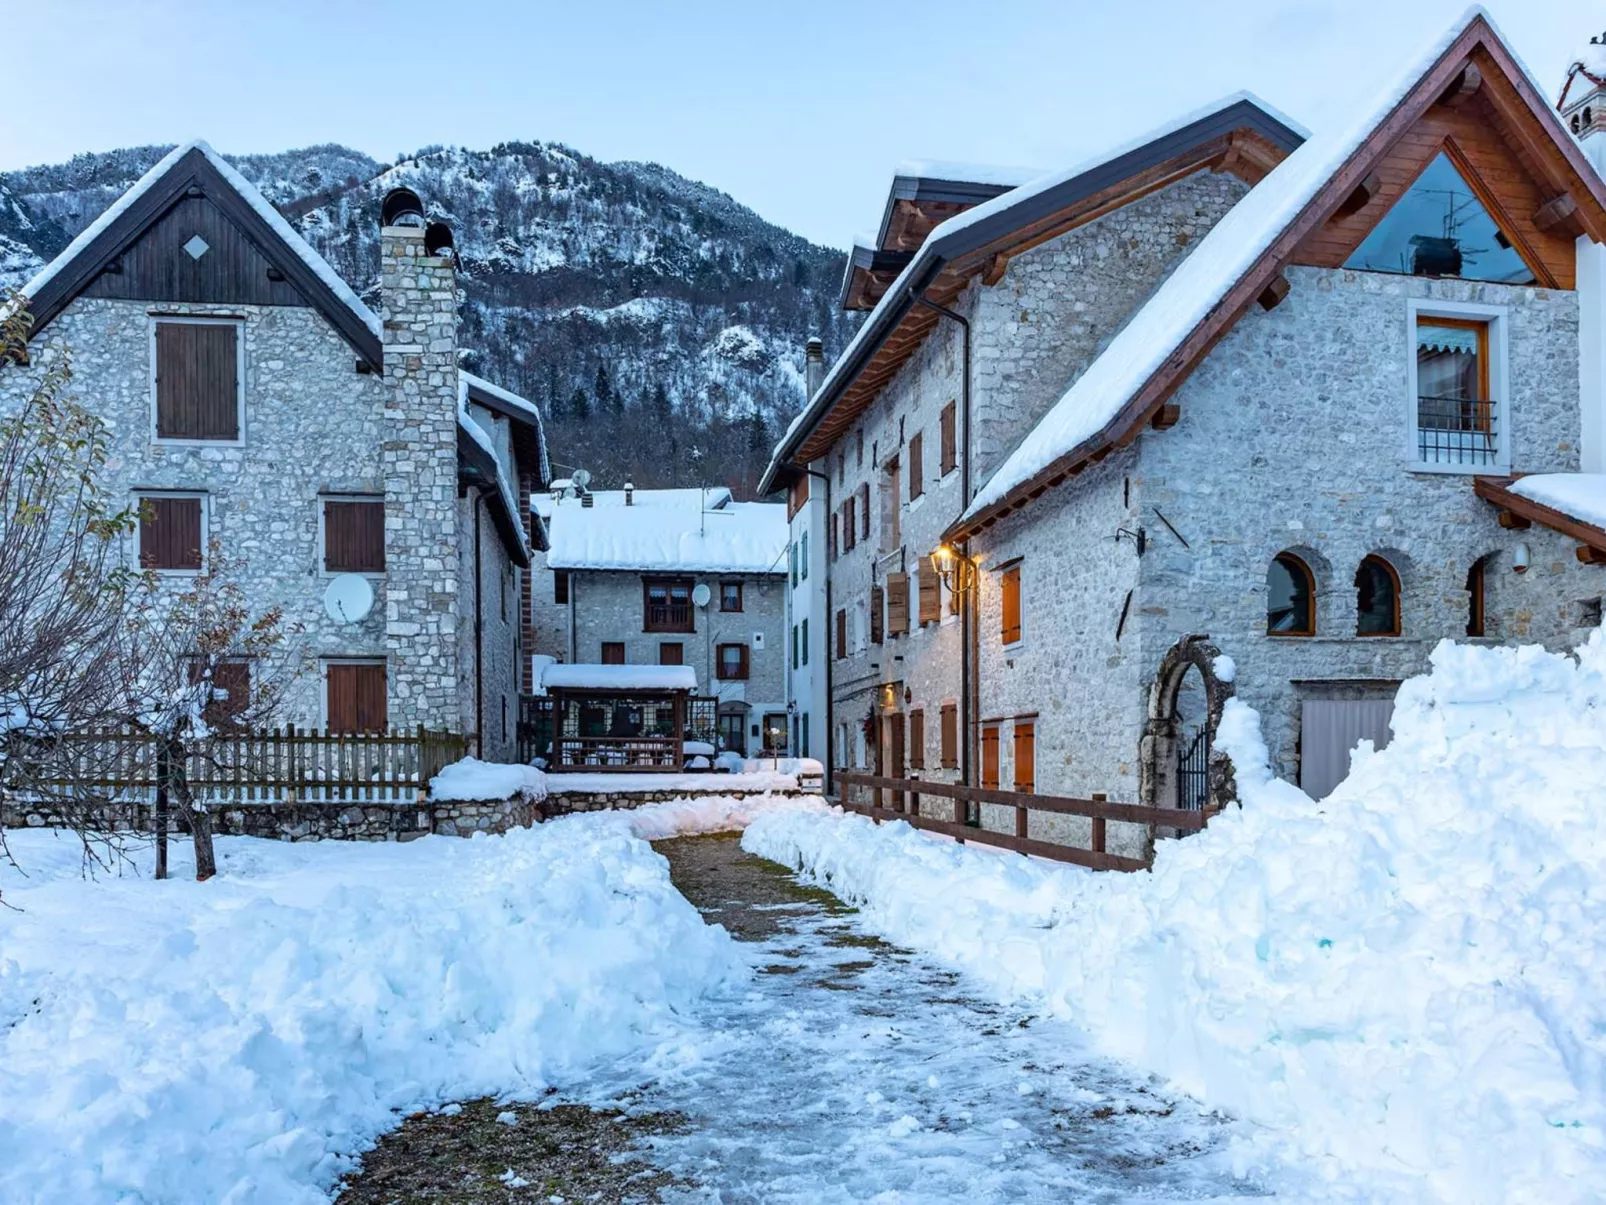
left=1473, top=476, right=1606, bottom=557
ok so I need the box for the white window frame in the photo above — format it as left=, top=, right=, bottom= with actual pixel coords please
left=319, top=657, right=388, bottom=732
left=133, top=489, right=209, bottom=576
left=317, top=493, right=386, bottom=578
left=149, top=315, right=246, bottom=448
left=1404, top=298, right=1509, bottom=475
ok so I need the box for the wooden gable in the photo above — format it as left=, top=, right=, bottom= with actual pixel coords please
left=85, top=194, right=310, bottom=307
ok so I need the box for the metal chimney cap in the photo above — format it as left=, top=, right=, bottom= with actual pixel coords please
left=381, top=187, right=426, bottom=229
left=424, top=221, right=455, bottom=258
left=805, top=336, right=824, bottom=355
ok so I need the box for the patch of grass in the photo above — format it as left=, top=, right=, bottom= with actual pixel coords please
left=334, top=1097, right=689, bottom=1204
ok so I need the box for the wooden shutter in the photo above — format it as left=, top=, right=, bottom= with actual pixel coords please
left=1013, top=720, right=1035, bottom=793
left=190, top=659, right=250, bottom=728
left=908, top=432, right=924, bottom=499
left=835, top=608, right=847, bottom=659
left=155, top=321, right=239, bottom=440
left=601, top=642, right=625, bottom=664
left=659, top=642, right=683, bottom=665
left=829, top=513, right=838, bottom=561
left=843, top=497, right=855, bottom=550
left=908, top=708, right=925, bottom=769
left=324, top=500, right=385, bottom=573
left=554, top=571, right=569, bottom=604
left=738, top=644, right=750, bottom=679
left=327, top=662, right=387, bottom=733
left=1001, top=564, right=1022, bottom=644
left=940, top=403, right=957, bottom=474
left=918, top=556, right=940, bottom=625
left=940, top=703, right=958, bottom=769
left=859, top=482, right=870, bottom=539
left=869, top=586, right=884, bottom=644
left=886, top=572, right=910, bottom=636
left=139, top=496, right=203, bottom=570
left=981, top=725, right=1000, bottom=789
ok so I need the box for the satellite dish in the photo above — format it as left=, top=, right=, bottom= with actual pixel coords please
left=324, top=574, right=375, bottom=625
left=571, top=468, right=592, bottom=490
left=691, top=583, right=712, bottom=608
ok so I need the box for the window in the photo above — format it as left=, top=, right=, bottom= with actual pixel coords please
left=1345, top=152, right=1534, bottom=284
left=154, top=319, right=241, bottom=441
left=835, top=608, right=847, bottom=659
left=322, top=497, right=384, bottom=574
left=1000, top=564, right=1022, bottom=645
left=717, top=643, right=749, bottom=680
left=659, top=642, right=684, bottom=665
left=721, top=581, right=743, bottom=612
left=800, top=617, right=809, bottom=666
left=939, top=703, right=958, bottom=769
left=859, top=482, right=871, bottom=541
left=1466, top=555, right=1489, bottom=638
left=981, top=725, right=1000, bottom=789
left=188, top=658, right=250, bottom=730
left=138, top=494, right=204, bottom=572
left=800, top=532, right=808, bottom=580
left=644, top=578, right=694, bottom=632
left=1415, top=314, right=1497, bottom=468
left=1268, top=553, right=1316, bottom=636
left=843, top=496, right=856, bottom=551
left=801, top=713, right=810, bottom=759
left=1356, top=555, right=1401, bottom=637
left=940, top=403, right=957, bottom=475
left=791, top=624, right=799, bottom=670
left=908, top=432, right=924, bottom=500
left=554, top=571, right=569, bottom=605
left=1013, top=720, right=1035, bottom=793
left=763, top=712, right=788, bottom=754
left=326, top=661, right=387, bottom=733
left=601, top=641, right=625, bottom=664
left=908, top=708, right=925, bottom=769
left=789, top=543, right=798, bottom=587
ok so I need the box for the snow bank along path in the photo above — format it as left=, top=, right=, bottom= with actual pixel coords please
left=746, top=635, right=1606, bottom=1204
left=0, top=794, right=789, bottom=1205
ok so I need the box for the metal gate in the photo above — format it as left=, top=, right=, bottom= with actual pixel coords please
left=1178, top=725, right=1211, bottom=814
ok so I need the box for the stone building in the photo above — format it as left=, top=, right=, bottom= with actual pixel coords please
left=528, top=483, right=788, bottom=757
left=0, top=141, right=548, bottom=760
left=764, top=13, right=1606, bottom=858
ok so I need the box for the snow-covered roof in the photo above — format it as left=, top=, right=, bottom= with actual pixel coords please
left=958, top=6, right=1564, bottom=528
left=541, top=664, right=698, bottom=692
left=541, top=487, right=787, bottom=574
left=892, top=160, right=1044, bottom=188
left=762, top=91, right=1305, bottom=494
left=1509, top=474, right=1606, bottom=533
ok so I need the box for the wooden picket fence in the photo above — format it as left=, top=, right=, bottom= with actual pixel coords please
left=23, top=725, right=470, bottom=806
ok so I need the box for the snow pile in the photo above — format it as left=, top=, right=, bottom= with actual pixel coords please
left=546, top=769, right=803, bottom=793
left=1510, top=472, right=1606, bottom=531
left=0, top=804, right=748, bottom=1205
left=747, top=635, right=1606, bottom=1202
left=429, top=756, right=548, bottom=802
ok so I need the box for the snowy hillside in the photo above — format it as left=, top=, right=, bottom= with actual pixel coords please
left=0, top=141, right=858, bottom=494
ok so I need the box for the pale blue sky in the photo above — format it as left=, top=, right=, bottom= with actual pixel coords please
left=6, top=1, right=1593, bottom=247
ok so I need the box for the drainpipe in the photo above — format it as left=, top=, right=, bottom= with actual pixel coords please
left=909, top=289, right=975, bottom=797
left=784, top=462, right=833, bottom=796
left=473, top=492, right=485, bottom=759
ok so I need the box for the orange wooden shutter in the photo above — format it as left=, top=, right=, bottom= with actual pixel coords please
left=324, top=500, right=385, bottom=573
left=918, top=556, right=940, bottom=625
left=328, top=662, right=387, bottom=733
left=155, top=322, right=238, bottom=440
left=139, top=496, right=203, bottom=570
left=908, top=709, right=925, bottom=769
left=940, top=402, right=956, bottom=474
left=1001, top=565, right=1022, bottom=644
left=1012, top=721, right=1035, bottom=793
left=835, top=608, right=847, bottom=658
left=859, top=482, right=870, bottom=539
left=908, top=432, right=924, bottom=499
left=981, top=725, right=1000, bottom=789
left=939, top=703, right=958, bottom=769
left=870, top=586, right=884, bottom=644
left=886, top=572, right=910, bottom=635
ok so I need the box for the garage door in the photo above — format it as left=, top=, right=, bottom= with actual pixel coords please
left=1300, top=698, right=1395, bottom=800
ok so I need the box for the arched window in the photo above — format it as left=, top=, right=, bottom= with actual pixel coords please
left=1466, top=554, right=1491, bottom=637
left=1267, top=553, right=1315, bottom=636
left=1356, top=555, right=1401, bottom=636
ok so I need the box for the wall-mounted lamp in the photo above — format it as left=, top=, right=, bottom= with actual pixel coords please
left=931, top=542, right=977, bottom=593
left=1512, top=542, right=1531, bottom=574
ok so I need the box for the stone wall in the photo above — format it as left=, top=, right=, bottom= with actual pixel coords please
left=380, top=222, right=462, bottom=732
left=0, top=297, right=391, bottom=727
left=541, top=786, right=805, bottom=815
left=1133, top=265, right=1601, bottom=784
left=456, top=488, right=521, bottom=761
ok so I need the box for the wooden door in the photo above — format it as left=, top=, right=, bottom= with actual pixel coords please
left=887, top=712, right=906, bottom=811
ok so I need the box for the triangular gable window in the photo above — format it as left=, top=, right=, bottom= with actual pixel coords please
left=1344, top=152, right=1534, bottom=284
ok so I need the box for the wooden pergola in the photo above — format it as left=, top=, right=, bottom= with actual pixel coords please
left=540, top=664, right=699, bottom=772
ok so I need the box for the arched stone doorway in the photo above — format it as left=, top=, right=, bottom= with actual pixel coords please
left=1139, top=635, right=1239, bottom=836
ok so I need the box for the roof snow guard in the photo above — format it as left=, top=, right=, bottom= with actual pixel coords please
left=945, top=7, right=1606, bottom=542
left=761, top=94, right=1306, bottom=496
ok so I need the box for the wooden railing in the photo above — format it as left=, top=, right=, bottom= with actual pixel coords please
left=645, top=602, right=693, bottom=632
left=835, top=771, right=1210, bottom=872
left=552, top=735, right=682, bottom=771
left=18, top=725, right=470, bottom=806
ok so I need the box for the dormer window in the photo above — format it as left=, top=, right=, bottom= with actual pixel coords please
left=1345, top=152, right=1535, bottom=285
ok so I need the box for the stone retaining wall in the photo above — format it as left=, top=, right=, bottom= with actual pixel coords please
left=542, top=787, right=803, bottom=815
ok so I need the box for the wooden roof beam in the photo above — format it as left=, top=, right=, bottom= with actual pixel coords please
left=1578, top=545, right=1606, bottom=566
left=1335, top=171, right=1382, bottom=218
left=1534, top=193, right=1586, bottom=239
left=1436, top=61, right=1482, bottom=109
left=981, top=253, right=1009, bottom=287
left=1257, top=272, right=1291, bottom=311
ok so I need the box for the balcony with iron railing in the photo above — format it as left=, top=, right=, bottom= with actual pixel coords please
left=1416, top=394, right=1500, bottom=468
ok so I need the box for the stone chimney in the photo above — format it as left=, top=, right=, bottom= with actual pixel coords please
left=1562, top=38, right=1606, bottom=472
left=805, top=336, right=825, bottom=400
left=379, top=186, right=461, bottom=731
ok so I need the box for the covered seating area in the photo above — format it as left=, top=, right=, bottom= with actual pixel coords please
left=541, top=664, right=700, bottom=772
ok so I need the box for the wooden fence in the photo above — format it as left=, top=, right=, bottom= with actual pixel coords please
left=835, top=771, right=1210, bottom=872
left=19, top=725, right=470, bottom=806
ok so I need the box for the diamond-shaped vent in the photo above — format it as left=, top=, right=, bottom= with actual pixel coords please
left=182, top=234, right=210, bottom=260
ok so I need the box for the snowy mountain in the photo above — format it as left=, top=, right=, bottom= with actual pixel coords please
left=0, top=142, right=859, bottom=495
